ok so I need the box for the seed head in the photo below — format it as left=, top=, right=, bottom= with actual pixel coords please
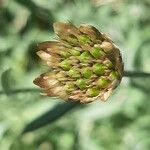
left=34, top=22, right=124, bottom=103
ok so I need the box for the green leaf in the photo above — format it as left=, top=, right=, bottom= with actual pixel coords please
left=1, top=68, right=12, bottom=95
left=22, top=101, right=81, bottom=134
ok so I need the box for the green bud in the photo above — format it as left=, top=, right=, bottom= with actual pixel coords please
left=60, top=51, right=71, bottom=58
left=104, top=60, right=114, bottom=68
left=109, top=71, right=119, bottom=80
left=86, top=87, right=99, bottom=97
left=64, top=83, right=76, bottom=92
left=70, top=49, right=81, bottom=56
left=93, top=63, right=105, bottom=75
left=76, top=79, right=87, bottom=90
left=60, top=59, right=72, bottom=71
left=68, top=35, right=78, bottom=45
left=97, top=77, right=110, bottom=88
left=78, top=35, right=90, bottom=44
left=79, top=51, right=91, bottom=63
left=82, top=68, right=93, bottom=78
left=90, top=47, right=105, bottom=58
left=68, top=68, right=81, bottom=78
left=80, top=63, right=89, bottom=67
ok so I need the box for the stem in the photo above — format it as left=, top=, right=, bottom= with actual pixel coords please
left=0, top=71, right=150, bottom=95
left=0, top=88, right=40, bottom=95
left=123, top=71, right=150, bottom=78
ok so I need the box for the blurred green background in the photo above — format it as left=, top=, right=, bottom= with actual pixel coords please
left=0, top=0, right=150, bottom=149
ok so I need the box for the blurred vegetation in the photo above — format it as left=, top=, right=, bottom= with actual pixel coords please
left=0, top=0, right=150, bottom=149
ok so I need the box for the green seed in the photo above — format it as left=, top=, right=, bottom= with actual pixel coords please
left=60, top=51, right=71, bottom=58
left=93, top=63, right=105, bottom=75
left=80, top=63, right=89, bottom=67
left=79, top=51, right=91, bottom=63
left=70, top=49, right=81, bottom=56
left=82, top=68, right=93, bottom=78
left=109, top=71, right=119, bottom=80
left=78, top=35, right=90, bottom=44
left=68, top=68, right=80, bottom=78
left=67, top=35, right=78, bottom=45
left=76, top=79, right=87, bottom=90
left=64, top=83, right=76, bottom=92
left=60, top=59, right=72, bottom=71
left=104, top=60, right=114, bottom=68
left=90, top=47, right=105, bottom=58
left=97, top=77, right=110, bottom=88
left=86, top=87, right=99, bottom=97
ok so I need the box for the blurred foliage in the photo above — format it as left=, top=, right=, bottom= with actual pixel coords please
left=0, top=0, right=150, bottom=150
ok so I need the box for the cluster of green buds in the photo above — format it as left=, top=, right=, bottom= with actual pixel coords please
left=34, top=22, right=124, bottom=103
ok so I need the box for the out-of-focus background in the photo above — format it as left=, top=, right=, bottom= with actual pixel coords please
left=0, top=0, right=150, bottom=149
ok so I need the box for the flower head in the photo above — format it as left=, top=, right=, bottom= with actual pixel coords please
left=34, top=22, right=124, bottom=103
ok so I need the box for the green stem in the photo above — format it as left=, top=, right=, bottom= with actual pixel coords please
left=123, top=71, right=150, bottom=78
left=0, top=88, right=40, bottom=95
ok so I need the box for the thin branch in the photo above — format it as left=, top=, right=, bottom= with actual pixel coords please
left=123, top=71, right=150, bottom=78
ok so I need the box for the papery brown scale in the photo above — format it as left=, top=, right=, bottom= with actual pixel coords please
left=33, top=73, right=59, bottom=89
left=37, top=41, right=59, bottom=50
left=53, top=22, right=80, bottom=38
left=38, top=41, right=64, bottom=55
left=69, top=90, right=92, bottom=103
left=37, top=50, right=60, bottom=60
left=100, top=41, right=123, bottom=79
left=37, top=50, right=51, bottom=61
left=80, top=44, right=93, bottom=52
left=34, top=74, right=69, bottom=100
left=108, top=47, right=123, bottom=79
left=79, top=24, right=103, bottom=41
left=45, top=86, right=65, bottom=96
left=37, top=50, right=61, bottom=67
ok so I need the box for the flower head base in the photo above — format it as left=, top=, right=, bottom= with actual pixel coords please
left=34, top=22, right=124, bottom=103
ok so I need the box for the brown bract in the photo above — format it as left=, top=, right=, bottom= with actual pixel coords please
left=33, top=22, right=124, bottom=103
